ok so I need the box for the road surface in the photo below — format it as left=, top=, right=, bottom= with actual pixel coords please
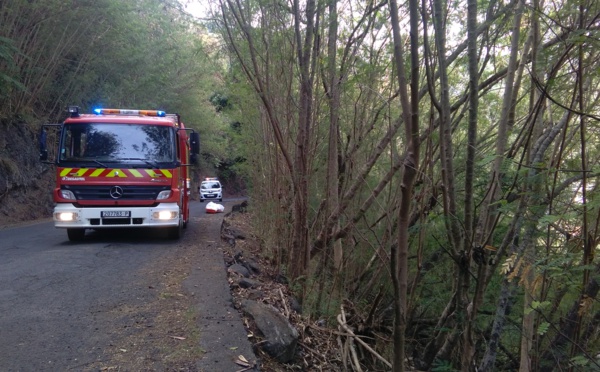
left=0, top=199, right=256, bottom=371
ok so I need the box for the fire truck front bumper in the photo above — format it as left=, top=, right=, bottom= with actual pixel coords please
left=53, top=203, right=181, bottom=228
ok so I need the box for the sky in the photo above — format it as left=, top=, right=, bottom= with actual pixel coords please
left=181, top=0, right=210, bottom=19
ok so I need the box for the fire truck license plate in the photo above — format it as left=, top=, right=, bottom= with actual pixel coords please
left=101, top=211, right=131, bottom=218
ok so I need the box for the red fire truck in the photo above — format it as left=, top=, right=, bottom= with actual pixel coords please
left=39, top=106, right=200, bottom=241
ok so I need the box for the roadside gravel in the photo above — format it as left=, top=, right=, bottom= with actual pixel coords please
left=185, top=201, right=259, bottom=371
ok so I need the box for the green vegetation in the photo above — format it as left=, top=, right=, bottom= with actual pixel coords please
left=0, top=0, right=232, bottom=179
left=208, top=0, right=600, bottom=370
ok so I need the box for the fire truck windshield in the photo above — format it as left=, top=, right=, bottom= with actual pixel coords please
left=59, top=123, right=176, bottom=166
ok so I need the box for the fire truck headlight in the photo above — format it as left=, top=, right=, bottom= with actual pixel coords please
left=156, top=190, right=172, bottom=200
left=153, top=211, right=177, bottom=220
left=55, top=212, right=78, bottom=221
left=60, top=190, right=76, bottom=200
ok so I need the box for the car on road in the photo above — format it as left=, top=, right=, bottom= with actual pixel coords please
left=199, top=178, right=222, bottom=202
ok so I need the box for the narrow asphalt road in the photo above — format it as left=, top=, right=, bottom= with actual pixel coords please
left=0, top=199, right=256, bottom=371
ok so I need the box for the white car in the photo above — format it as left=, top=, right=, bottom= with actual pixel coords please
left=199, top=178, right=222, bottom=202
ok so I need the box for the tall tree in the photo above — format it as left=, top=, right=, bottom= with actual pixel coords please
left=389, top=0, right=421, bottom=368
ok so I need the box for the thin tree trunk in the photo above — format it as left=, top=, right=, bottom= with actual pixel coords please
left=474, top=0, right=525, bottom=249
left=519, top=3, right=543, bottom=369
left=289, top=0, right=314, bottom=280
left=463, top=0, right=480, bottom=363
left=389, top=0, right=421, bottom=369
left=574, top=0, right=592, bottom=363
left=432, top=0, right=472, bottom=367
left=479, top=279, right=518, bottom=371
left=326, top=0, right=343, bottom=273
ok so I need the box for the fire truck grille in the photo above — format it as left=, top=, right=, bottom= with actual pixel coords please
left=62, top=185, right=171, bottom=200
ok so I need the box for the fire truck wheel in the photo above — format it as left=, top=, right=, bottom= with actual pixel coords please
left=67, top=228, right=86, bottom=241
left=167, top=219, right=183, bottom=240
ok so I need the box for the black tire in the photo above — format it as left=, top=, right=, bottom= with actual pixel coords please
left=67, top=228, right=86, bottom=242
left=167, top=217, right=183, bottom=240
left=199, top=199, right=204, bottom=203
left=219, top=198, right=223, bottom=202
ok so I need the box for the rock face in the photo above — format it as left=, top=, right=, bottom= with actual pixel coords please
left=241, top=299, right=299, bottom=363
left=0, top=120, right=54, bottom=224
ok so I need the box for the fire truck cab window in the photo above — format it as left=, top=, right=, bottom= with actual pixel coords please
left=60, top=123, right=175, bottom=164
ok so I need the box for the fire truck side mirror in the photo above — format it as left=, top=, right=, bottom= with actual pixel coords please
left=190, top=132, right=200, bottom=155
left=39, top=127, right=48, bottom=161
left=189, top=132, right=200, bottom=165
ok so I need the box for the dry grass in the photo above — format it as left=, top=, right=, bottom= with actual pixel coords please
left=88, top=249, right=204, bottom=371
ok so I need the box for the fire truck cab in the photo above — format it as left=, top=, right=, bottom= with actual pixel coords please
left=39, top=106, right=200, bottom=241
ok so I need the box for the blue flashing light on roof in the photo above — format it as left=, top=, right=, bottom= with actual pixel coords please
left=92, top=108, right=167, bottom=117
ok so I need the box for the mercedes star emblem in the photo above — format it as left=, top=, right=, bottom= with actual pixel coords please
left=109, top=186, right=124, bottom=199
